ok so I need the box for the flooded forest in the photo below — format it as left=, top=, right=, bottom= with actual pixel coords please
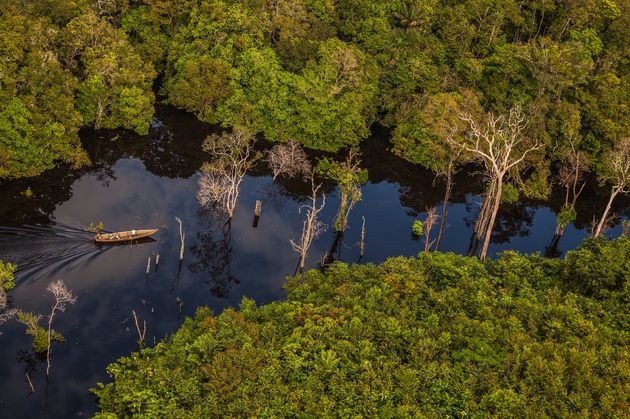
left=0, top=0, right=628, bottom=417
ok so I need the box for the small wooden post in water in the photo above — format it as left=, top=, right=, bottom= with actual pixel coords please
left=146, top=257, right=151, bottom=274
left=252, top=200, right=262, bottom=228
left=155, top=253, right=160, bottom=271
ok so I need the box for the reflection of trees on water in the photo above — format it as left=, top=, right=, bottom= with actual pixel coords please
left=490, top=204, right=536, bottom=244
left=465, top=196, right=537, bottom=245
left=0, top=107, right=209, bottom=226
left=2, top=107, right=627, bottom=244
left=323, top=232, right=344, bottom=266
left=188, top=212, right=239, bottom=298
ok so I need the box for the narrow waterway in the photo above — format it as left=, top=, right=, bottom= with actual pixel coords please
left=0, top=106, right=626, bottom=418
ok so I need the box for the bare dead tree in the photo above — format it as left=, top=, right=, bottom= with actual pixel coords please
left=592, top=138, right=630, bottom=237
left=132, top=310, right=147, bottom=348
left=435, top=147, right=464, bottom=249
left=547, top=140, right=589, bottom=255
left=197, top=128, right=259, bottom=220
left=290, top=175, right=327, bottom=273
left=450, top=106, right=543, bottom=260
left=46, top=280, right=77, bottom=376
left=423, top=206, right=439, bottom=252
left=267, top=141, right=311, bottom=180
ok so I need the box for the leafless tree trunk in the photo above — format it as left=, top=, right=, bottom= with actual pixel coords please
left=175, top=217, right=185, bottom=260
left=546, top=142, right=588, bottom=256
left=267, top=141, right=311, bottom=180
left=555, top=141, right=588, bottom=236
left=132, top=310, right=147, bottom=348
left=197, top=128, right=259, bottom=220
left=435, top=155, right=458, bottom=250
left=451, top=106, right=543, bottom=260
left=46, top=280, right=77, bottom=376
left=290, top=175, right=327, bottom=273
left=593, top=187, right=620, bottom=237
left=423, top=206, right=438, bottom=252
left=592, top=138, right=630, bottom=237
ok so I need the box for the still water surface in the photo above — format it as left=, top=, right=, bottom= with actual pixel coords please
left=0, top=106, right=626, bottom=417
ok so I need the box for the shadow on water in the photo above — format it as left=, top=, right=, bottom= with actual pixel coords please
left=0, top=106, right=628, bottom=418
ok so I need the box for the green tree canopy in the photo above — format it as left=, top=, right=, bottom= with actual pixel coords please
left=94, top=237, right=629, bottom=417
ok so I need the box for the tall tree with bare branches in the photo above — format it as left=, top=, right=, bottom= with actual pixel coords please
left=290, top=174, right=327, bottom=273
left=592, top=138, right=630, bottom=237
left=392, top=91, right=478, bottom=249
left=197, top=128, right=260, bottom=221
left=46, top=280, right=77, bottom=376
left=547, top=139, right=589, bottom=254
left=451, top=106, right=544, bottom=260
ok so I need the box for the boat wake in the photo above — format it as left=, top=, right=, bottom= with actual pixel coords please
left=0, top=224, right=107, bottom=280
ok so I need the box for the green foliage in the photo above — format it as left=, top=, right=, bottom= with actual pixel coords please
left=20, top=187, right=34, bottom=198
left=0, top=4, right=157, bottom=179
left=557, top=204, right=578, bottom=228
left=2, top=0, right=628, bottom=180
left=563, top=237, right=630, bottom=299
left=16, top=311, right=64, bottom=354
left=501, top=183, right=520, bottom=204
left=0, top=260, right=16, bottom=291
left=94, top=238, right=629, bottom=417
left=411, top=219, right=423, bottom=237
left=88, top=222, right=105, bottom=234
left=316, top=150, right=368, bottom=231
left=0, top=9, right=88, bottom=179
left=62, top=11, right=156, bottom=134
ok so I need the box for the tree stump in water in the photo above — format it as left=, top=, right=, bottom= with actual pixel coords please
left=252, top=200, right=262, bottom=228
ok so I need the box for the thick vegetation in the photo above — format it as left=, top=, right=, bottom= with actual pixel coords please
left=0, top=260, right=15, bottom=315
left=1, top=0, right=628, bottom=186
left=94, top=237, right=629, bottom=417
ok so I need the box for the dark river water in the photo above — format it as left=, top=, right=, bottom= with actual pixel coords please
left=0, top=106, right=627, bottom=418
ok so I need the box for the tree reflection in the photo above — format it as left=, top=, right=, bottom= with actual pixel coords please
left=188, top=211, right=239, bottom=298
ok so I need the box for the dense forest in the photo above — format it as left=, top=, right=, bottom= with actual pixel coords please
left=1, top=0, right=628, bottom=255
left=94, top=237, right=629, bottom=417
left=1, top=1, right=629, bottom=415
left=0, top=0, right=627, bottom=172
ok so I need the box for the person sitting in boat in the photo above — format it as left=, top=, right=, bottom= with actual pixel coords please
left=109, top=233, right=114, bottom=240
left=131, top=229, right=136, bottom=236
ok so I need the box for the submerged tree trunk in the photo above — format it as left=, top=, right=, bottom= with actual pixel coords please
left=324, top=231, right=344, bottom=265
left=435, top=169, right=453, bottom=250
left=592, top=186, right=620, bottom=237
left=335, top=190, right=349, bottom=232
left=469, top=179, right=496, bottom=257
left=479, top=178, right=503, bottom=261
left=545, top=233, right=562, bottom=258
left=423, top=206, right=438, bottom=252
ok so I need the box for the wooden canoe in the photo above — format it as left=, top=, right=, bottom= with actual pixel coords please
left=94, top=229, right=159, bottom=243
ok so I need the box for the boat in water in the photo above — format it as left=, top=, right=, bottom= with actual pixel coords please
left=94, top=229, right=159, bottom=244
